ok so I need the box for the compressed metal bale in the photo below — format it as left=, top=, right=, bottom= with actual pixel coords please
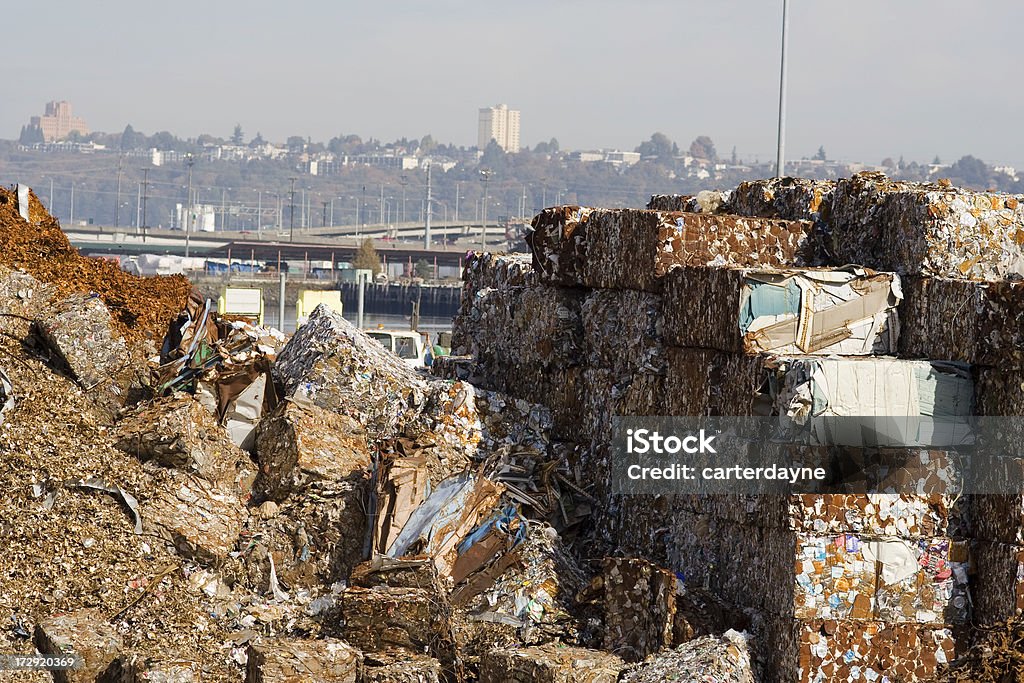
left=664, top=509, right=970, bottom=625
left=971, top=540, right=1024, bottom=625
left=831, top=172, right=1024, bottom=279
left=338, top=586, right=457, bottom=670
left=478, top=644, right=624, bottom=683
left=760, top=617, right=962, bottom=683
left=245, top=637, right=361, bottom=683
left=527, top=206, right=593, bottom=287
left=725, top=177, right=835, bottom=223
left=113, top=392, right=255, bottom=496
left=143, top=472, right=245, bottom=563
left=580, top=289, right=665, bottom=376
left=647, top=190, right=728, bottom=214
left=662, top=266, right=901, bottom=356
left=529, top=208, right=818, bottom=291
left=360, top=652, right=443, bottom=683
left=584, top=209, right=818, bottom=292
left=619, top=630, right=753, bottom=683
left=602, top=558, right=677, bottom=662
left=34, top=292, right=134, bottom=421
left=899, top=276, right=1024, bottom=366
left=254, top=398, right=371, bottom=502
left=662, top=347, right=770, bottom=417
left=272, top=306, right=430, bottom=442
left=0, top=265, right=55, bottom=337
left=34, top=609, right=123, bottom=683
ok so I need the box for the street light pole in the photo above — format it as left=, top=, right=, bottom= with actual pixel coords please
left=288, top=177, right=297, bottom=242
left=776, top=0, right=790, bottom=178
left=185, top=154, right=194, bottom=257
left=480, top=169, right=492, bottom=252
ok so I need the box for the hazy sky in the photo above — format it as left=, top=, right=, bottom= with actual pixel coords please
left=10, top=0, right=1024, bottom=166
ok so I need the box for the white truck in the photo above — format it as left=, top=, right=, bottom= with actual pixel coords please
left=366, top=329, right=426, bottom=368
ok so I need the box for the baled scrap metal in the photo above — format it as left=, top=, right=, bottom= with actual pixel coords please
left=601, top=558, right=677, bottom=662
left=34, top=609, right=123, bottom=683
left=788, top=488, right=969, bottom=540
left=725, top=177, right=835, bottom=225
left=763, top=617, right=959, bottom=683
left=527, top=206, right=593, bottom=287
left=970, top=540, right=1024, bottom=625
left=647, top=190, right=729, bottom=214
left=360, top=651, right=443, bottom=683
left=351, top=556, right=446, bottom=593
left=395, top=380, right=482, bottom=483
left=113, top=655, right=202, bottom=682
left=461, top=251, right=536, bottom=294
left=273, top=305, right=430, bottom=441
left=244, top=637, right=361, bottom=683
left=529, top=207, right=817, bottom=291
left=662, top=347, right=769, bottom=417
left=584, top=209, right=819, bottom=292
left=253, top=398, right=371, bottom=502
left=34, top=292, right=134, bottom=420
left=372, top=452, right=430, bottom=556
left=112, top=392, right=255, bottom=495
left=975, top=495, right=1024, bottom=544
left=0, top=265, right=55, bottom=337
left=580, top=289, right=665, bottom=376
left=143, top=472, right=245, bottom=563
left=477, top=644, right=624, bottom=683
left=619, top=630, right=754, bottom=683
left=338, top=586, right=458, bottom=673
left=899, top=275, right=1024, bottom=366
left=831, top=171, right=1024, bottom=279
left=240, top=487, right=370, bottom=590
left=662, top=266, right=902, bottom=355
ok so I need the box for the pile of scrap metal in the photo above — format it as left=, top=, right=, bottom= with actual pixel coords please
left=155, top=289, right=285, bottom=450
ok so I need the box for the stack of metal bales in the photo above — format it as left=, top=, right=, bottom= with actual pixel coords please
left=449, top=171, right=1024, bottom=681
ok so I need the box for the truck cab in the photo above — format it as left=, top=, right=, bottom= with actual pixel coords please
left=366, top=329, right=426, bottom=368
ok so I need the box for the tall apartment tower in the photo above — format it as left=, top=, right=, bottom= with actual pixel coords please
left=29, top=101, right=90, bottom=142
left=478, top=104, right=520, bottom=153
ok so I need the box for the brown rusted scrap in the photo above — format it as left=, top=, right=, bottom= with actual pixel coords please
left=602, top=558, right=677, bottom=662
left=34, top=609, right=123, bottom=683
left=831, top=171, right=1024, bottom=279
left=245, top=637, right=361, bottom=683
left=253, top=398, right=371, bottom=502
left=478, top=644, right=624, bottom=683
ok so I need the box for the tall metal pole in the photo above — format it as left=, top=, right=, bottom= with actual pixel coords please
left=424, top=163, right=432, bottom=249
left=776, top=0, right=790, bottom=178
left=480, top=169, right=491, bottom=251
left=278, top=271, right=286, bottom=332
left=185, top=154, right=194, bottom=257
left=257, top=190, right=262, bottom=237
left=69, top=183, right=74, bottom=225
left=288, top=177, right=297, bottom=242
left=379, top=183, right=385, bottom=225
left=140, top=168, right=150, bottom=239
left=360, top=185, right=366, bottom=239
left=115, top=156, right=123, bottom=228
left=454, top=181, right=460, bottom=223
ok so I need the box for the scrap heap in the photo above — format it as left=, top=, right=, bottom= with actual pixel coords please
left=2, top=172, right=1024, bottom=681
left=450, top=172, right=1024, bottom=681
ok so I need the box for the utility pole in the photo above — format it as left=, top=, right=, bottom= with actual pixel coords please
left=49, top=178, right=54, bottom=212
left=140, top=168, right=150, bottom=239
left=521, top=184, right=527, bottom=219
left=69, top=183, right=75, bottom=225
left=115, top=156, right=123, bottom=228
left=257, top=190, right=262, bottom=237
left=185, top=154, right=194, bottom=257
left=288, top=177, right=297, bottom=242
left=360, top=185, right=366, bottom=239
left=480, top=169, right=492, bottom=251
left=454, top=181, right=460, bottom=223
left=776, top=0, right=790, bottom=178
left=379, top=183, right=385, bottom=225
left=400, top=175, right=408, bottom=223
left=424, top=163, right=432, bottom=249
left=322, top=201, right=328, bottom=228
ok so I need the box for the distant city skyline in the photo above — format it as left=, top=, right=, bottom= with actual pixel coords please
left=7, top=1, right=1024, bottom=167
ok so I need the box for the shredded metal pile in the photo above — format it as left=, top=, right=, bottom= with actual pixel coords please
left=0, top=186, right=189, bottom=343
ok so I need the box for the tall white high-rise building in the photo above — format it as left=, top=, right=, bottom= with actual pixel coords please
left=478, top=104, right=520, bottom=153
